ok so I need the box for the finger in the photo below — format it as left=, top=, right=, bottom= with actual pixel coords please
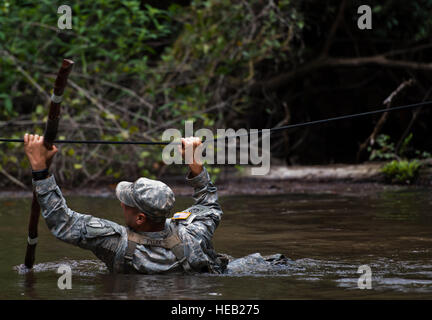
left=185, top=137, right=192, bottom=149
left=24, top=133, right=28, bottom=145
left=29, top=134, right=35, bottom=143
left=49, top=146, right=59, bottom=158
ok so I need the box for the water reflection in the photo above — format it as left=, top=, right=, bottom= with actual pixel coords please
left=373, top=190, right=427, bottom=221
left=99, top=273, right=221, bottom=299
left=22, top=271, right=38, bottom=299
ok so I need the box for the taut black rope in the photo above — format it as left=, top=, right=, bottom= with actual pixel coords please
left=1, top=100, right=431, bottom=145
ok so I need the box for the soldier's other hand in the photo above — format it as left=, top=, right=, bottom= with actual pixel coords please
left=179, top=137, right=203, bottom=177
left=24, top=133, right=58, bottom=171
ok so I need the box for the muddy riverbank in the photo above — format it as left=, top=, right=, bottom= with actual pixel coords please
left=1, top=162, right=431, bottom=199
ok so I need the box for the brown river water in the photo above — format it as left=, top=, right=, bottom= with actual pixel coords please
left=1, top=187, right=432, bottom=299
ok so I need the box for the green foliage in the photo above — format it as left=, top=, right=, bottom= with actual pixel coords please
left=381, top=160, right=422, bottom=185
left=4, top=1, right=430, bottom=187
left=0, top=0, right=179, bottom=185
left=0, top=0, right=176, bottom=118
left=368, top=134, right=397, bottom=161
left=399, top=133, right=413, bottom=157
left=367, top=133, right=429, bottom=184
left=370, top=0, right=432, bottom=41
left=368, top=133, right=429, bottom=161
left=153, top=0, right=303, bottom=131
left=418, top=150, right=432, bottom=158
left=0, top=0, right=302, bottom=186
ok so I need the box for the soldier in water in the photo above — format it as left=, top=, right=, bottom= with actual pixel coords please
left=23, top=133, right=228, bottom=274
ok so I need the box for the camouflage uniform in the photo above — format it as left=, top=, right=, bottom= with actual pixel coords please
left=33, top=167, right=227, bottom=274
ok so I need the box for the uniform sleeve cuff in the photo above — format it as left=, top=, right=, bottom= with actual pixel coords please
left=186, top=167, right=210, bottom=188
left=32, top=175, right=58, bottom=195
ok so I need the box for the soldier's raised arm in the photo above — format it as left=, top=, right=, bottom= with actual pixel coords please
left=186, top=166, right=221, bottom=212
left=24, top=134, right=126, bottom=271
left=179, top=137, right=222, bottom=222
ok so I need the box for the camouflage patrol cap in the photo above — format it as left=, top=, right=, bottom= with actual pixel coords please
left=115, top=177, right=175, bottom=222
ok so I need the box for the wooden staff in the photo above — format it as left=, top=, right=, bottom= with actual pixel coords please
left=24, top=59, right=74, bottom=268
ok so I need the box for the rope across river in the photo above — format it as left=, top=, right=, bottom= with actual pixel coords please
left=1, top=100, right=431, bottom=145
